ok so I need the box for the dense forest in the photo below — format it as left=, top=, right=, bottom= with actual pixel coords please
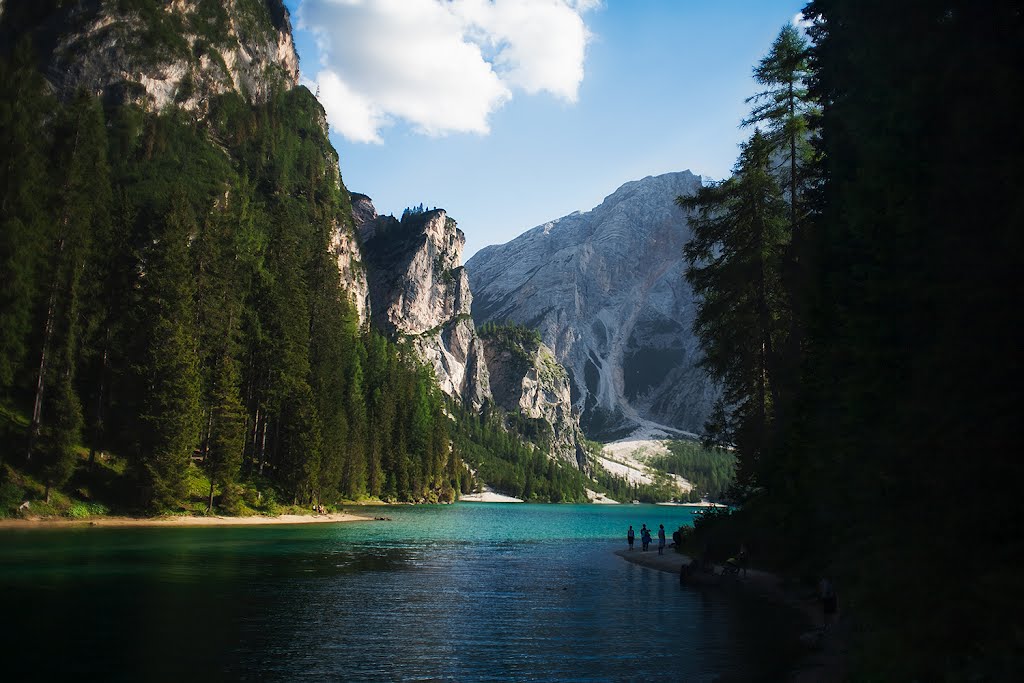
left=0, top=45, right=465, bottom=510
left=681, top=1, right=1023, bottom=679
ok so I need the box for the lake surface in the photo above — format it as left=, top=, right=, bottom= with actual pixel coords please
left=0, top=504, right=801, bottom=681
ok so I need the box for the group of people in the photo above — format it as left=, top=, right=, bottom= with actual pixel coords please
left=626, top=523, right=667, bottom=554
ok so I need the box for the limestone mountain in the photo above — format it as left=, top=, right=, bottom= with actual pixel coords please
left=354, top=197, right=585, bottom=467
left=478, top=324, right=585, bottom=468
left=354, top=197, right=491, bottom=411
left=466, top=171, right=719, bottom=439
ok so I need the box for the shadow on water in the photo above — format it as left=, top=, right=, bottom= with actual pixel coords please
left=0, top=507, right=804, bottom=681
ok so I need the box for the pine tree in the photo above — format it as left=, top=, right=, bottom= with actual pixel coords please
left=136, top=195, right=202, bottom=511
left=742, top=23, right=819, bottom=438
left=0, top=43, right=54, bottom=393
left=35, top=320, right=83, bottom=503
left=205, top=351, right=245, bottom=512
left=25, top=90, right=109, bottom=459
left=343, top=350, right=368, bottom=499
left=743, top=24, right=815, bottom=229
left=677, top=131, right=789, bottom=483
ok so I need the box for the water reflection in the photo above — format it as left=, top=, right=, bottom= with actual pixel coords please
left=0, top=506, right=800, bottom=681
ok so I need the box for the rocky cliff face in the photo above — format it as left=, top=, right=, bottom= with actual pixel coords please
left=480, top=330, right=585, bottom=467
left=356, top=200, right=490, bottom=410
left=328, top=215, right=370, bottom=325
left=466, top=171, right=720, bottom=439
left=1, top=0, right=298, bottom=112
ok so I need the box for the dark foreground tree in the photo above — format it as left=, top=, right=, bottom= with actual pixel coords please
left=678, top=131, right=789, bottom=484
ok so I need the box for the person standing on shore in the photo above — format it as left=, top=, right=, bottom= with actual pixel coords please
left=657, top=525, right=666, bottom=555
left=641, top=525, right=651, bottom=551
left=627, top=525, right=635, bottom=550
left=737, top=543, right=748, bottom=578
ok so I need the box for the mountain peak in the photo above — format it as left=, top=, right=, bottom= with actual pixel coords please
left=467, top=169, right=716, bottom=438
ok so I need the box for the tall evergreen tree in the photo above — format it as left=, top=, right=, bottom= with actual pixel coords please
left=205, top=351, right=245, bottom=513
left=343, top=350, right=368, bottom=499
left=26, top=90, right=109, bottom=460
left=743, top=24, right=815, bottom=229
left=0, top=43, right=53, bottom=394
left=677, top=131, right=789, bottom=484
left=135, top=195, right=202, bottom=511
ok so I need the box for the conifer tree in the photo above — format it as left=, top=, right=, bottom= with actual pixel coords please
left=0, top=44, right=53, bottom=393
left=343, top=350, right=368, bottom=499
left=24, top=91, right=109, bottom=459
left=205, top=351, right=245, bottom=512
left=678, top=131, right=789, bottom=482
left=136, top=195, right=202, bottom=510
left=743, top=24, right=815, bottom=229
left=35, top=323, right=83, bottom=502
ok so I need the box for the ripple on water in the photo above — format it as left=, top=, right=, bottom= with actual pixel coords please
left=0, top=504, right=801, bottom=681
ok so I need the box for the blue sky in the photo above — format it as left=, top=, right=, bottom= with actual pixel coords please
left=284, top=1, right=806, bottom=258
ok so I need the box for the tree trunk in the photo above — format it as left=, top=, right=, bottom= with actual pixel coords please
left=29, top=125, right=80, bottom=460
left=203, top=409, right=213, bottom=462
left=258, top=417, right=269, bottom=475
left=27, top=238, right=64, bottom=460
left=88, top=339, right=109, bottom=467
left=789, top=78, right=797, bottom=233
left=208, top=479, right=215, bottom=514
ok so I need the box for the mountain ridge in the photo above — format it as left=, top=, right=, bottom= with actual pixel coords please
left=467, top=171, right=719, bottom=439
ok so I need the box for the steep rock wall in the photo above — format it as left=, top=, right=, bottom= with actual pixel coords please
left=481, top=334, right=585, bottom=468
left=467, top=171, right=720, bottom=439
left=357, top=201, right=490, bottom=410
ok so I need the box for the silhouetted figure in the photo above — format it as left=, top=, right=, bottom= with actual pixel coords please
left=736, top=543, right=748, bottom=578
left=657, top=525, right=666, bottom=555
left=627, top=525, right=635, bottom=550
left=641, top=526, right=652, bottom=551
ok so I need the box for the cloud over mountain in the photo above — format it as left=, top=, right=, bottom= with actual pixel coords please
left=297, top=0, right=595, bottom=143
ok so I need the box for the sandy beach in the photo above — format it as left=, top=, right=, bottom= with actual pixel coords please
left=0, top=511, right=373, bottom=530
left=614, top=547, right=846, bottom=682
left=457, top=485, right=524, bottom=503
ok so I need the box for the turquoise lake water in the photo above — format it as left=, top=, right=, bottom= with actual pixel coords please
left=0, top=503, right=801, bottom=681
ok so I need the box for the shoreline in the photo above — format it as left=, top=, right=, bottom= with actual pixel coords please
left=614, top=548, right=846, bottom=682
left=0, top=511, right=374, bottom=530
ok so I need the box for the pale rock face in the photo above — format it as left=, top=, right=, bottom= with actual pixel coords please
left=328, top=218, right=369, bottom=325
left=27, top=0, right=299, bottom=111
left=467, top=171, right=720, bottom=439
left=358, top=202, right=490, bottom=410
left=483, top=339, right=585, bottom=467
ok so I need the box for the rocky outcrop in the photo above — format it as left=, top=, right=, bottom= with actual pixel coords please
left=480, top=329, right=585, bottom=468
left=328, top=216, right=369, bottom=325
left=1, top=0, right=298, bottom=112
left=357, top=201, right=490, bottom=410
left=356, top=196, right=589, bottom=466
left=466, top=171, right=720, bottom=439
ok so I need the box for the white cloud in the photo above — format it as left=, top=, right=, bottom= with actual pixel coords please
left=792, top=11, right=813, bottom=29
left=297, top=0, right=596, bottom=143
